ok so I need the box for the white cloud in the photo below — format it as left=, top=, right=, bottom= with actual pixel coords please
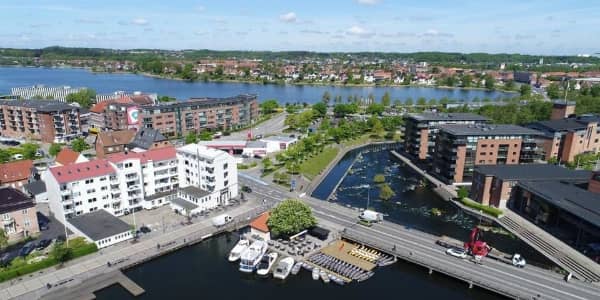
left=280, top=12, right=297, bottom=23
left=355, top=0, right=381, bottom=5
left=347, top=25, right=374, bottom=38
left=131, top=18, right=148, bottom=26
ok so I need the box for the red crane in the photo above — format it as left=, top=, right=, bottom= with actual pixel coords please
left=464, top=227, right=491, bottom=261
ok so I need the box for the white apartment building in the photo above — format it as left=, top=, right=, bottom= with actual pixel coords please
left=44, top=147, right=178, bottom=221
left=11, top=85, right=84, bottom=102
left=173, top=144, right=238, bottom=215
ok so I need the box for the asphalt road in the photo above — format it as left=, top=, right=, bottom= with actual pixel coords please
left=222, top=112, right=288, bottom=141
left=239, top=174, right=600, bottom=300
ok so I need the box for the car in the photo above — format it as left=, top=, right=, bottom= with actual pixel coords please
left=38, top=221, right=49, bottom=231
left=18, top=242, right=36, bottom=257
left=35, top=150, right=44, bottom=157
left=255, top=134, right=263, bottom=139
left=445, top=247, right=467, bottom=259
left=12, top=154, right=24, bottom=160
left=36, top=239, right=51, bottom=250
left=241, top=186, right=252, bottom=193
left=139, top=226, right=151, bottom=234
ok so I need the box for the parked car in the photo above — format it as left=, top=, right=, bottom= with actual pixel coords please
left=255, top=134, right=263, bottom=139
left=12, top=154, right=24, bottom=160
left=446, top=247, right=467, bottom=259
left=241, top=186, right=252, bottom=193
left=139, top=226, right=151, bottom=234
left=18, top=242, right=36, bottom=257
left=35, top=150, right=44, bottom=157
left=36, top=239, right=51, bottom=251
left=1, top=252, right=14, bottom=266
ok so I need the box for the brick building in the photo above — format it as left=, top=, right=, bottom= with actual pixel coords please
left=95, top=130, right=136, bottom=158
left=1, top=187, right=39, bottom=242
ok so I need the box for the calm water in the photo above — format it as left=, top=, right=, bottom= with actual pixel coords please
left=0, top=67, right=514, bottom=103
left=95, top=233, right=506, bottom=300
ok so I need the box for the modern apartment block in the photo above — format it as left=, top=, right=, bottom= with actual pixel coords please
left=1, top=187, right=40, bottom=242
left=10, top=85, right=84, bottom=102
left=527, top=114, right=600, bottom=163
left=88, top=95, right=153, bottom=132
left=0, top=100, right=81, bottom=143
left=432, top=124, right=542, bottom=184
left=403, top=113, right=489, bottom=160
left=173, top=144, right=238, bottom=215
left=140, top=94, right=259, bottom=138
left=44, top=147, right=178, bottom=220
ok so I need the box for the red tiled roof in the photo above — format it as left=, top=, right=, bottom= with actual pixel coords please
left=106, top=146, right=176, bottom=164
left=250, top=212, right=270, bottom=233
left=55, top=148, right=81, bottom=166
left=0, top=160, right=33, bottom=184
left=97, top=130, right=136, bottom=147
left=49, top=159, right=116, bottom=184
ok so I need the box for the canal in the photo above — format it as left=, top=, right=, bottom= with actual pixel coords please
left=95, top=233, right=506, bottom=300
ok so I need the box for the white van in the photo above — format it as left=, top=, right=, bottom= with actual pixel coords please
left=12, top=154, right=24, bottom=160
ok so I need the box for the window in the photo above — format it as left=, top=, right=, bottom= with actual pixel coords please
left=24, top=219, right=30, bottom=227
left=479, top=152, right=486, bottom=156
left=101, top=186, right=107, bottom=191
left=100, top=177, right=107, bottom=182
left=22, top=209, right=28, bottom=215
left=2, top=213, right=10, bottom=220
left=85, top=179, right=94, bottom=184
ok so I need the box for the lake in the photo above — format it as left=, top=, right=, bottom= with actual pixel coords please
left=0, top=67, right=514, bottom=103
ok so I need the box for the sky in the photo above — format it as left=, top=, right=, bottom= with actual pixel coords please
left=1, top=0, right=599, bottom=55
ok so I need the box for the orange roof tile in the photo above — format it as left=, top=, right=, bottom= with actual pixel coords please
left=250, top=212, right=270, bottom=232
left=0, top=160, right=33, bottom=184
left=55, top=148, right=81, bottom=166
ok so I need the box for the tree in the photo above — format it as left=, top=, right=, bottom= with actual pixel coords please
left=484, top=75, right=495, bottom=90
left=461, top=74, right=472, bottom=88
left=180, top=63, right=198, bottom=81
left=321, top=91, right=331, bottom=105
left=158, top=95, right=176, bottom=102
left=267, top=199, right=317, bottom=237
left=49, top=143, right=62, bottom=157
left=546, top=83, right=561, bottom=99
left=0, top=149, right=10, bottom=163
left=366, top=103, right=385, bottom=115
left=65, top=88, right=96, bottom=108
left=381, top=91, right=391, bottom=107
left=405, top=97, right=414, bottom=106
left=457, top=186, right=469, bottom=199
left=417, top=97, right=427, bottom=106
left=199, top=131, right=213, bottom=141
left=0, top=229, right=7, bottom=248
left=260, top=99, right=279, bottom=114
left=21, top=143, right=39, bottom=160
left=50, top=241, right=73, bottom=263
left=504, top=79, right=515, bottom=90
left=379, top=183, right=395, bottom=200
left=373, top=174, right=385, bottom=184
left=70, top=137, right=89, bottom=153
left=369, top=117, right=384, bottom=137
left=520, top=84, right=532, bottom=97
left=185, top=132, right=198, bottom=144
left=428, top=98, right=438, bottom=106
left=312, top=102, right=327, bottom=117
left=262, top=157, right=273, bottom=171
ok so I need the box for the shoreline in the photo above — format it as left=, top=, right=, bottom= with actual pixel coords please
left=0, top=64, right=518, bottom=94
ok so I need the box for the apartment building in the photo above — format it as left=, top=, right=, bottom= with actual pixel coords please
left=10, top=85, right=84, bottom=102
left=44, top=147, right=178, bottom=221
left=140, top=94, right=259, bottom=138
left=432, top=124, right=542, bottom=184
left=403, top=113, right=489, bottom=160
left=173, top=144, right=238, bottom=215
left=1, top=187, right=40, bottom=242
left=88, top=95, right=153, bottom=132
left=0, top=100, right=81, bottom=143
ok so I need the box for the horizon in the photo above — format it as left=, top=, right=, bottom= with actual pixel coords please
left=2, top=0, right=599, bottom=55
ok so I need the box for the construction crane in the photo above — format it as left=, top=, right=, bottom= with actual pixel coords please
left=464, top=227, right=491, bottom=262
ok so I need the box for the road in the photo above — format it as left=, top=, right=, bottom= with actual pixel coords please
left=239, top=174, right=600, bottom=300
left=222, top=112, right=287, bottom=140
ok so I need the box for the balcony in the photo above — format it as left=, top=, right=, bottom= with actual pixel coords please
left=3, top=217, right=15, bottom=226
left=127, top=184, right=140, bottom=191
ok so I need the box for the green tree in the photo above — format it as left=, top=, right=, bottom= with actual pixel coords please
left=21, top=143, right=39, bottom=160
left=185, top=132, right=198, bottom=144
left=369, top=117, right=385, bottom=137
left=461, top=74, right=472, bottom=88
left=457, top=186, right=469, bottom=199
left=260, top=99, right=280, bottom=114
left=199, top=131, right=213, bottom=141
left=70, top=137, right=89, bottom=153
left=65, top=88, right=96, bottom=108
left=366, top=103, right=385, bottom=115
left=321, top=91, right=331, bottom=105
left=417, top=97, right=427, bottom=106
left=484, top=75, right=495, bottom=90
left=262, top=157, right=273, bottom=171
left=158, top=95, right=176, bottom=102
left=50, top=242, right=73, bottom=263
left=428, top=98, right=438, bottom=106
left=546, top=83, right=561, bottom=99
left=504, top=79, right=515, bottom=90
left=520, top=84, right=532, bottom=97
left=0, top=229, right=7, bottom=248
left=312, top=102, right=327, bottom=117
left=49, top=143, right=63, bottom=157
left=405, top=97, right=414, bottom=106
left=267, top=199, right=317, bottom=237
left=379, top=183, right=395, bottom=200
left=381, top=91, right=391, bottom=107
left=180, top=63, right=198, bottom=81
left=373, top=174, right=385, bottom=184
left=0, top=149, right=10, bottom=163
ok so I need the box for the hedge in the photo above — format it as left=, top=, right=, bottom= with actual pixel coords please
left=460, top=198, right=503, bottom=218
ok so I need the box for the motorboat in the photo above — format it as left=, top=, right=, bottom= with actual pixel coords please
left=291, top=261, right=303, bottom=275
left=239, top=240, right=268, bottom=273
left=228, top=239, right=250, bottom=262
left=320, top=270, right=330, bottom=283
left=273, top=257, right=295, bottom=280
left=312, top=267, right=320, bottom=280
left=256, top=252, right=278, bottom=276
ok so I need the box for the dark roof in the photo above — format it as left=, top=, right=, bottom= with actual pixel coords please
left=518, top=180, right=600, bottom=228
left=0, top=100, right=79, bottom=112
left=0, top=187, right=35, bottom=214
left=140, top=94, right=257, bottom=111
left=528, top=115, right=600, bottom=133
left=170, top=197, right=199, bottom=211
left=128, top=128, right=168, bottom=150
left=407, top=113, right=489, bottom=122
left=23, top=180, right=47, bottom=195
left=475, top=164, right=591, bottom=182
left=179, top=186, right=211, bottom=199
left=438, top=124, right=541, bottom=136
left=144, top=191, right=174, bottom=201
left=67, top=209, right=131, bottom=241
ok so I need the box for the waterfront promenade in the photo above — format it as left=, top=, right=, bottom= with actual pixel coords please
left=1, top=200, right=270, bottom=300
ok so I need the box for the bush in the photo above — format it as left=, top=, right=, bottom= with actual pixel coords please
left=460, top=198, right=503, bottom=218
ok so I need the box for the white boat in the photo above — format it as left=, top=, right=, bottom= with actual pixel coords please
left=320, top=270, right=330, bottom=283
left=312, top=267, right=320, bottom=280
left=273, top=257, right=295, bottom=280
left=256, top=252, right=278, bottom=276
left=239, top=240, right=268, bottom=273
left=228, top=239, right=250, bottom=262
left=291, top=262, right=303, bottom=275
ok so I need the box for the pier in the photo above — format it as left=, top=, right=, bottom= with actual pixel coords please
left=40, top=270, right=144, bottom=300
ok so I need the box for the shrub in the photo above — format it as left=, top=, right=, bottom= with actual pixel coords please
left=460, top=198, right=503, bottom=218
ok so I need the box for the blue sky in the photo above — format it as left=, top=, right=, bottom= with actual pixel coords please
left=1, top=0, right=599, bottom=54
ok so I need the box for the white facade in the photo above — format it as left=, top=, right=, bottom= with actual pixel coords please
left=176, top=144, right=239, bottom=209
left=67, top=222, right=132, bottom=249
left=10, top=85, right=84, bottom=102
left=260, top=136, right=298, bottom=153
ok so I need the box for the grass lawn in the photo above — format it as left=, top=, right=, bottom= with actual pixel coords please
left=460, top=198, right=503, bottom=218
left=300, top=147, right=339, bottom=180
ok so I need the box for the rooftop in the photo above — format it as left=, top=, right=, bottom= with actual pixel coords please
left=55, top=148, right=83, bottom=166
left=49, top=159, right=116, bottom=184
left=438, top=124, right=542, bottom=136
left=0, top=187, right=35, bottom=214
left=407, top=112, right=489, bottom=122
left=518, top=180, right=600, bottom=228
left=170, top=197, right=199, bottom=211
left=141, top=94, right=257, bottom=110
left=250, top=212, right=270, bottom=232
left=0, top=160, right=33, bottom=184
left=245, top=140, right=267, bottom=148
left=97, top=130, right=136, bottom=147
left=0, top=100, right=79, bottom=112
left=179, top=186, right=211, bottom=199
left=475, top=164, right=591, bottom=182
left=261, top=136, right=297, bottom=143
left=128, top=128, right=168, bottom=150
left=528, top=115, right=600, bottom=133
left=67, top=209, right=132, bottom=241
left=107, top=146, right=176, bottom=164
left=23, top=180, right=47, bottom=195
left=197, top=140, right=248, bottom=147
left=177, top=144, right=231, bottom=160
